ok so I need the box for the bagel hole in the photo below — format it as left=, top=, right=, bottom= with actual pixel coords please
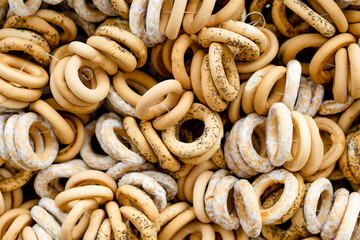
left=226, top=187, right=235, bottom=215
left=285, top=4, right=309, bottom=25
left=85, top=0, right=98, bottom=10
left=47, top=22, right=65, bottom=38
left=268, top=77, right=285, bottom=104
left=252, top=126, right=267, bottom=158
left=126, top=80, right=148, bottom=96
left=29, top=134, right=36, bottom=152
left=115, top=133, right=131, bottom=149
left=245, top=0, right=274, bottom=25
left=114, top=129, right=138, bottom=152
left=316, top=192, right=326, bottom=217
left=70, top=21, right=90, bottom=42
left=78, top=67, right=94, bottom=86
left=296, top=47, right=318, bottom=64
left=90, top=134, right=107, bottom=155
left=213, top=0, right=227, bottom=7
left=260, top=184, right=284, bottom=209
left=319, top=131, right=332, bottom=154
left=49, top=178, right=66, bottom=194
left=135, top=186, right=158, bottom=204
left=348, top=115, right=360, bottom=134
left=275, top=219, right=292, bottom=230
left=184, top=48, right=194, bottom=75
left=192, top=0, right=204, bottom=16
left=210, top=0, right=242, bottom=18
left=296, top=48, right=334, bottom=70
left=215, top=233, right=223, bottom=240
left=58, top=141, right=68, bottom=152
left=178, top=120, right=204, bottom=143
left=291, top=127, right=299, bottom=156
left=28, top=126, right=46, bottom=154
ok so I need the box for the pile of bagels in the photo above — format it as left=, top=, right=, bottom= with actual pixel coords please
left=0, top=0, right=358, bottom=239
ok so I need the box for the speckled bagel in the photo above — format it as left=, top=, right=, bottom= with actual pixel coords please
left=162, top=103, right=222, bottom=158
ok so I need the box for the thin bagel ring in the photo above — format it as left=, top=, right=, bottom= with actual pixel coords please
left=152, top=91, right=194, bottom=131
left=208, top=42, right=240, bottom=102
left=86, top=36, right=137, bottom=72
left=310, top=33, right=356, bottom=84
left=201, top=54, right=229, bottom=112
left=254, top=66, right=287, bottom=115
left=182, top=0, right=216, bottom=34
left=198, top=27, right=260, bottom=61
left=172, top=33, right=199, bottom=90
left=162, top=103, right=222, bottom=158
left=238, top=113, right=274, bottom=173
left=116, top=184, right=160, bottom=231
left=272, top=0, right=312, bottom=37
left=34, top=9, right=77, bottom=45
left=281, top=33, right=327, bottom=75
left=0, top=37, right=50, bottom=67
left=236, top=28, right=279, bottom=74
left=0, top=28, right=50, bottom=53
left=34, top=160, right=90, bottom=199
left=0, top=54, right=48, bottom=89
left=234, top=179, right=261, bottom=238
left=158, top=207, right=196, bottom=240
left=282, top=60, right=301, bottom=110
left=120, top=206, right=157, bottom=240
left=95, top=114, right=145, bottom=166
left=140, top=120, right=180, bottom=171
left=212, top=175, right=239, bottom=230
left=266, top=102, right=293, bottom=167
left=118, top=172, right=167, bottom=211
left=64, top=170, right=117, bottom=194
left=4, top=15, right=60, bottom=50
left=29, top=99, right=74, bottom=145
left=283, top=111, right=311, bottom=172
left=65, top=55, right=110, bottom=103
left=14, top=112, right=58, bottom=170
left=135, top=80, right=183, bottom=120
left=320, top=188, right=349, bottom=240
left=54, top=185, right=113, bottom=211
left=123, top=116, right=158, bottom=163
left=282, top=0, right=336, bottom=37
left=304, top=177, right=333, bottom=234
left=225, top=119, right=257, bottom=178
left=315, top=117, right=345, bottom=170
left=94, top=25, right=147, bottom=68
left=333, top=48, right=348, bottom=103
left=218, top=20, right=268, bottom=53
left=193, top=171, right=214, bottom=223
left=68, top=41, right=117, bottom=75
left=204, top=169, right=229, bottom=222
left=61, top=199, right=99, bottom=240
left=252, top=169, right=299, bottom=225
left=80, top=121, right=117, bottom=170
left=55, top=113, right=85, bottom=162
left=113, top=70, right=157, bottom=107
